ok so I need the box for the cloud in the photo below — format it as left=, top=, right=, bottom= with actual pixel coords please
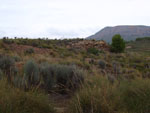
left=0, top=0, right=150, bottom=38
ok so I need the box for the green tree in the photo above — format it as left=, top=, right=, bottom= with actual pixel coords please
left=111, top=34, right=125, bottom=53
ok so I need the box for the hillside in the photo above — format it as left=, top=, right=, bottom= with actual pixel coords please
left=0, top=38, right=150, bottom=113
left=87, top=25, right=150, bottom=42
left=126, top=37, right=150, bottom=54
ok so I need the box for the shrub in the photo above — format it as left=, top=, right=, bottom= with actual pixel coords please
left=68, top=76, right=114, bottom=113
left=87, top=48, right=99, bottom=55
left=55, top=65, right=84, bottom=93
left=12, top=55, right=21, bottom=62
left=98, top=60, right=106, bottom=69
left=25, top=48, right=34, bottom=55
left=24, top=60, right=40, bottom=88
left=0, top=79, right=55, bottom=113
left=117, top=78, right=150, bottom=113
left=68, top=76, right=150, bottom=113
left=0, top=69, right=3, bottom=80
left=0, top=56, right=16, bottom=82
left=40, top=64, right=85, bottom=93
left=0, top=56, right=15, bottom=72
left=2, top=38, right=14, bottom=44
left=39, top=63, right=56, bottom=91
left=112, top=61, right=121, bottom=74
left=111, top=34, right=125, bottom=53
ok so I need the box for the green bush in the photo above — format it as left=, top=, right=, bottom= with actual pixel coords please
left=111, top=34, right=125, bottom=53
left=25, top=48, right=34, bottom=55
left=2, top=38, right=14, bottom=44
left=87, top=48, right=99, bottom=55
left=24, top=60, right=40, bottom=88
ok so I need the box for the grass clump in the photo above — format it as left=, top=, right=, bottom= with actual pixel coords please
left=24, top=60, right=40, bottom=88
left=54, top=65, right=84, bottom=93
left=0, top=55, right=17, bottom=82
left=118, top=78, right=150, bottom=113
left=39, top=63, right=56, bottom=91
left=87, top=47, right=99, bottom=55
left=98, top=60, right=106, bottom=69
left=40, top=64, right=85, bottom=93
left=25, top=48, right=35, bottom=55
left=0, top=79, right=55, bottom=113
left=68, top=76, right=150, bottom=113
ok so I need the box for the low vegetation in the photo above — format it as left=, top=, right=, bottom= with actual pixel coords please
left=0, top=79, right=55, bottom=113
left=69, top=76, right=150, bottom=113
left=0, top=35, right=149, bottom=113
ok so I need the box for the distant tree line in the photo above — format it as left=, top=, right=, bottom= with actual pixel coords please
left=136, top=37, right=150, bottom=41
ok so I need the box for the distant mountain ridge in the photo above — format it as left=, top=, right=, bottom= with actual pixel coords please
left=87, top=25, right=150, bottom=42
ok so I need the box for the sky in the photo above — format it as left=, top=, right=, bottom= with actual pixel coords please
left=0, top=0, right=150, bottom=38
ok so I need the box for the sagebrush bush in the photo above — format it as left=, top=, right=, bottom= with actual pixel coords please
left=87, top=47, right=99, bottom=55
left=25, top=48, right=34, bottom=55
left=0, top=56, right=15, bottom=73
left=39, top=63, right=56, bottom=91
left=98, top=60, right=106, bottom=69
left=0, top=55, right=17, bottom=82
left=55, top=65, right=84, bottom=93
left=40, top=63, right=85, bottom=93
left=12, top=55, right=21, bottom=62
left=24, top=60, right=40, bottom=88
left=112, top=61, right=121, bottom=74
left=0, top=69, right=3, bottom=80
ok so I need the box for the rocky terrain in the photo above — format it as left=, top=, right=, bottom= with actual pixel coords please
left=66, top=40, right=109, bottom=51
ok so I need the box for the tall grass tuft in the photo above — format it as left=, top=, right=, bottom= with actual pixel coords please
left=68, top=76, right=150, bottom=113
left=24, top=60, right=40, bottom=88
left=0, top=78, right=55, bottom=113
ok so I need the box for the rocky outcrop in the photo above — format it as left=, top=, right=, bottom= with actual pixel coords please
left=67, top=40, right=109, bottom=51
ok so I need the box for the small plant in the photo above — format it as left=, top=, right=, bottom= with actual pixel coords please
left=55, top=65, right=84, bottom=93
left=98, top=60, right=106, bottom=69
left=24, top=60, right=40, bottom=88
left=112, top=61, right=121, bottom=74
left=12, top=55, right=21, bottom=62
left=0, top=69, right=3, bottom=80
left=111, top=34, right=125, bottom=53
left=87, top=47, right=99, bottom=55
left=0, top=55, right=16, bottom=82
left=25, top=48, right=34, bottom=55
left=0, top=56, right=15, bottom=72
left=0, top=79, right=55, bottom=113
left=39, top=63, right=56, bottom=91
left=68, top=76, right=150, bottom=113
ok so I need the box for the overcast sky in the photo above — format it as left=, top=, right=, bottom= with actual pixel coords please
left=0, top=0, right=150, bottom=38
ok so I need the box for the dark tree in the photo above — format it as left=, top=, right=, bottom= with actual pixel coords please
left=111, top=34, right=125, bottom=53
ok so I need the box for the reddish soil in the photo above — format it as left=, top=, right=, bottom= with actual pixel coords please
left=6, top=43, right=51, bottom=54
